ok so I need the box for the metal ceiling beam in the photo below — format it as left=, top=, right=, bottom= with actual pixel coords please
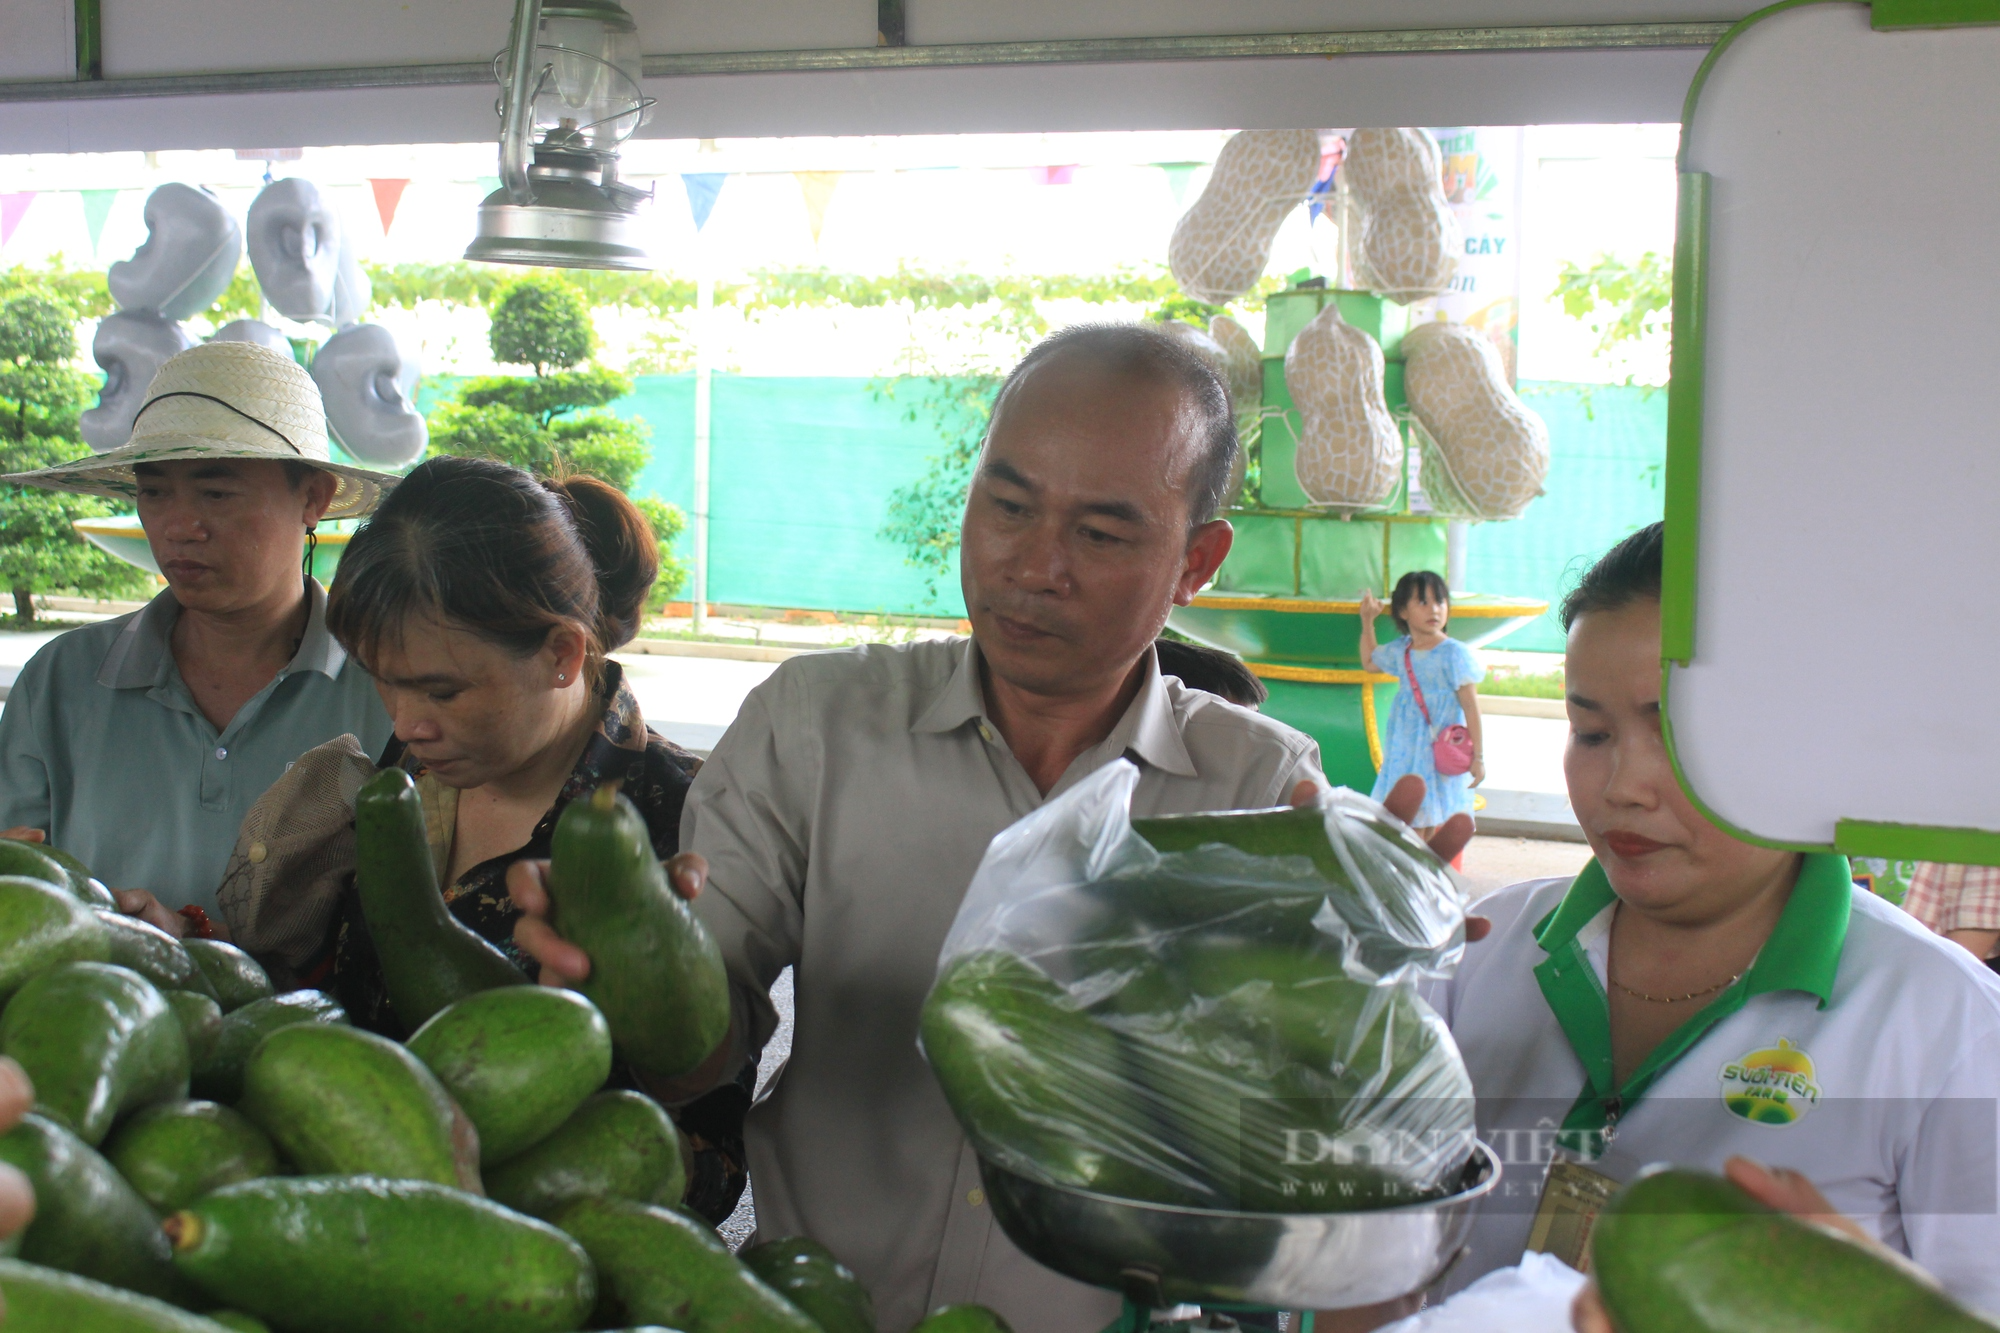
left=0, top=20, right=1733, bottom=104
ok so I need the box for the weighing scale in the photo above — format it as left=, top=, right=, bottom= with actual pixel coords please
left=979, top=1141, right=1501, bottom=1331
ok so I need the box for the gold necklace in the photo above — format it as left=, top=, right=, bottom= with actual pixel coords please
left=1610, top=971, right=1743, bottom=1004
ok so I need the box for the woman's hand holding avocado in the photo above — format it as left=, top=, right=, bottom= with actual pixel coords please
left=510, top=851, right=709, bottom=984
left=1569, top=1157, right=1881, bottom=1332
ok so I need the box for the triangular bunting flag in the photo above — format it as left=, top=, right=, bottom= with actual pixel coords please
left=681, top=173, right=727, bottom=232
left=1158, top=162, right=1202, bottom=205
left=80, top=189, right=118, bottom=255
left=369, top=179, right=411, bottom=234
left=1030, top=165, right=1078, bottom=186
left=794, top=171, right=840, bottom=245
left=1306, top=152, right=1339, bottom=223
left=0, top=193, right=35, bottom=248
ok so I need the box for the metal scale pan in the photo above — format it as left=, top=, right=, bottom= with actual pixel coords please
left=979, top=1140, right=1500, bottom=1313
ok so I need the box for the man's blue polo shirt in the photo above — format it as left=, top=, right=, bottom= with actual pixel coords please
left=0, top=581, right=391, bottom=911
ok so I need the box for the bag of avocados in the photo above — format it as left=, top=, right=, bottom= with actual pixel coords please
left=920, top=760, right=1475, bottom=1214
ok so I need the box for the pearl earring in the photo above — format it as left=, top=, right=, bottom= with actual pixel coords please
left=557, top=673, right=567, bottom=684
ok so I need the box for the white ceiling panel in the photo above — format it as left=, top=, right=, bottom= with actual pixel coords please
left=632, top=47, right=1705, bottom=138
left=908, top=0, right=1748, bottom=44
left=0, top=44, right=1702, bottom=155
left=99, top=0, right=875, bottom=78
left=0, top=0, right=75, bottom=81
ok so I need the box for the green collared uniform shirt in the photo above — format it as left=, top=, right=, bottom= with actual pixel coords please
left=1430, top=854, right=2000, bottom=1312
left=0, top=583, right=392, bottom=911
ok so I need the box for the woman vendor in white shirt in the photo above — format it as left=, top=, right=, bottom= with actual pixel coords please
left=1431, top=522, right=2000, bottom=1315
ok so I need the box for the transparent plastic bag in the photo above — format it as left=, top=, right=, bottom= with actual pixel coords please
left=922, top=761, right=1477, bottom=1213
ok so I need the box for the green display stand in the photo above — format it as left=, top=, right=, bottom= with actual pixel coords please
left=1169, top=281, right=1544, bottom=791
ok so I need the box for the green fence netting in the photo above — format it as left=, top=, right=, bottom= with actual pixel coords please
left=414, top=375, right=1665, bottom=635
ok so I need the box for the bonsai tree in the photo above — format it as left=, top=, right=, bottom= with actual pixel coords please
left=429, top=275, right=653, bottom=491
left=0, top=289, right=152, bottom=625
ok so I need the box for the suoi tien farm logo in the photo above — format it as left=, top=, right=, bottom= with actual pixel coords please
left=1718, top=1039, right=1822, bottom=1126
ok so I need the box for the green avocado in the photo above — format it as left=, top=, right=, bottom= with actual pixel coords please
left=103, top=1100, right=281, bottom=1214
left=547, top=785, right=730, bottom=1080
left=557, top=1195, right=820, bottom=1333
left=406, top=985, right=613, bottom=1164
left=180, top=940, right=272, bottom=1012
left=742, top=1237, right=876, bottom=1333
left=23, top=843, right=118, bottom=911
left=1592, top=1169, right=1991, bottom=1333
left=354, top=767, right=528, bottom=1032
left=0, top=876, right=109, bottom=1002
left=189, top=989, right=347, bottom=1104
left=485, top=1089, right=687, bottom=1220
left=206, top=1315, right=274, bottom=1333
left=0, top=842, right=79, bottom=898
left=1152, top=943, right=1475, bottom=1211
left=910, top=1306, right=1014, bottom=1333
left=94, top=912, right=217, bottom=1001
left=1, top=962, right=190, bottom=1145
left=920, top=950, right=1199, bottom=1205
left=0, top=1257, right=239, bottom=1332
left=237, top=1023, right=481, bottom=1191
left=166, top=991, right=223, bottom=1068
left=167, top=1176, right=596, bottom=1333
left=0, top=1113, right=191, bottom=1303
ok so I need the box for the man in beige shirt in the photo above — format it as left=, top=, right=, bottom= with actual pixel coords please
left=517, top=324, right=1322, bottom=1331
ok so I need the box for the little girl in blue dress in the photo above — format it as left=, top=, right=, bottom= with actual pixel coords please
left=1359, top=570, right=1485, bottom=835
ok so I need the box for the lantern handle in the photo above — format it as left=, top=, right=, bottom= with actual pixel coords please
left=498, top=0, right=543, bottom=206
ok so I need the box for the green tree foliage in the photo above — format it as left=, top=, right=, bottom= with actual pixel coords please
left=1551, top=251, right=1672, bottom=367
left=428, top=275, right=650, bottom=492
left=0, top=258, right=112, bottom=320
left=631, top=496, right=689, bottom=613
left=878, top=377, right=996, bottom=610
left=488, top=278, right=597, bottom=375
left=0, top=290, right=152, bottom=624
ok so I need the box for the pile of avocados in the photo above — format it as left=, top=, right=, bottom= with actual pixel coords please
left=0, top=777, right=1012, bottom=1333
left=921, top=803, right=1480, bottom=1214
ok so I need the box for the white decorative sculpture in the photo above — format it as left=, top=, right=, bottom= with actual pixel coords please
left=1403, top=320, right=1548, bottom=519
left=311, top=323, right=427, bottom=467
left=210, top=319, right=292, bottom=353
left=246, top=178, right=344, bottom=324
left=107, top=184, right=242, bottom=321
left=80, top=310, right=196, bottom=452
left=1342, top=129, right=1459, bottom=305
left=1168, top=130, right=1322, bottom=305
left=1285, top=305, right=1401, bottom=509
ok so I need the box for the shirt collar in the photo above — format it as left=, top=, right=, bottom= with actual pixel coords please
left=910, top=637, right=1199, bottom=779
left=97, top=578, right=348, bottom=690
left=1533, top=851, right=1853, bottom=1008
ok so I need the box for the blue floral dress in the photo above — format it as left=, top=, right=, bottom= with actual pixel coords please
left=1369, top=635, right=1484, bottom=827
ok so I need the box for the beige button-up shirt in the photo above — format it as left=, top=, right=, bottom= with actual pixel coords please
left=683, top=637, right=1322, bottom=1333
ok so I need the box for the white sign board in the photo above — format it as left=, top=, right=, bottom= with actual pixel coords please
left=1664, top=0, right=2000, bottom=862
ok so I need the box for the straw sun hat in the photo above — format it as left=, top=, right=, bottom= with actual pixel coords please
left=7, top=339, right=399, bottom=519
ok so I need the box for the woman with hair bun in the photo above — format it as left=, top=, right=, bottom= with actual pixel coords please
left=216, top=455, right=747, bottom=1222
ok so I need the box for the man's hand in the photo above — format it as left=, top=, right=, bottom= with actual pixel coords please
left=112, top=889, right=189, bottom=939
left=1288, top=775, right=1489, bottom=942
left=1571, top=1157, right=1884, bottom=1332
left=0, top=828, right=44, bottom=844
left=0, top=1057, right=36, bottom=1240
left=510, top=852, right=708, bottom=987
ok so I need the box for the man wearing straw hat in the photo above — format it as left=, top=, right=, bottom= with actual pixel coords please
left=0, top=340, right=398, bottom=932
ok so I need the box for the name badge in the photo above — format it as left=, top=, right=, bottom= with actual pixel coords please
left=1524, top=1159, right=1622, bottom=1271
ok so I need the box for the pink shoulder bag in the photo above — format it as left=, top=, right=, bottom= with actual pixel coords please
left=1404, top=642, right=1475, bottom=777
